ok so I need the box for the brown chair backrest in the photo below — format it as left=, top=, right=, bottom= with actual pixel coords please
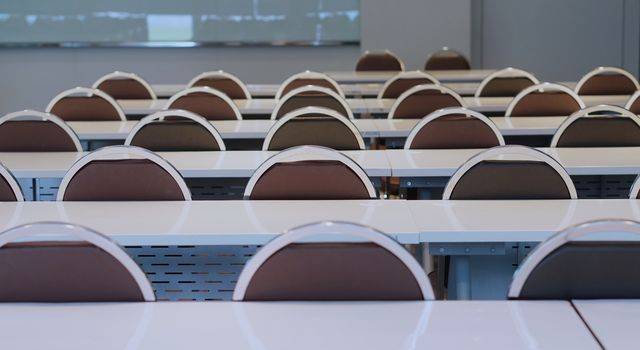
left=380, top=78, right=438, bottom=99
left=0, top=171, right=19, bottom=201
left=129, top=121, right=223, bottom=151
left=577, top=74, right=638, bottom=95
left=95, top=79, right=154, bottom=99
left=554, top=116, right=640, bottom=147
left=190, top=78, right=249, bottom=99
left=61, top=158, right=187, bottom=201
left=628, top=95, right=640, bottom=114
left=167, top=92, right=240, bottom=120
left=274, top=94, right=350, bottom=119
left=478, top=77, right=537, bottom=97
left=0, top=120, right=79, bottom=152
left=49, top=96, right=123, bottom=121
left=424, top=50, right=470, bottom=70
left=508, top=92, right=583, bottom=117
left=356, top=51, right=403, bottom=71
left=406, top=115, right=502, bottom=149
left=280, top=79, right=340, bottom=97
left=0, top=241, right=145, bottom=302
left=265, top=112, right=362, bottom=151
left=391, top=87, right=463, bottom=119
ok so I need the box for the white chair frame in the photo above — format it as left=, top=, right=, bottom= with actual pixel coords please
left=630, top=175, right=640, bottom=199
left=243, top=145, right=376, bottom=199
left=377, top=71, right=441, bottom=99
left=232, top=221, right=434, bottom=301
left=0, top=221, right=155, bottom=301
left=574, top=66, right=640, bottom=94
left=186, top=70, right=252, bottom=100
left=276, top=71, right=344, bottom=100
left=164, top=86, right=243, bottom=120
left=124, top=109, right=226, bottom=151
left=0, top=161, right=24, bottom=201
left=474, top=67, right=540, bottom=98
left=56, top=145, right=192, bottom=201
left=357, top=49, right=406, bottom=71
left=263, top=107, right=365, bottom=151
left=624, top=90, right=640, bottom=111
left=45, top=87, right=127, bottom=121
left=508, top=219, right=640, bottom=298
left=92, top=71, right=157, bottom=100
left=404, top=107, right=505, bottom=150
left=388, top=84, right=466, bottom=120
left=442, top=145, right=578, bottom=200
left=550, top=105, right=640, bottom=147
left=270, top=86, right=354, bottom=120
left=0, top=109, right=83, bottom=152
left=504, top=83, right=585, bottom=118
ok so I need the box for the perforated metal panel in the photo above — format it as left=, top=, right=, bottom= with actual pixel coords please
left=126, top=245, right=260, bottom=301
left=17, top=178, right=62, bottom=201
left=185, top=178, right=249, bottom=200
left=572, top=175, right=636, bottom=199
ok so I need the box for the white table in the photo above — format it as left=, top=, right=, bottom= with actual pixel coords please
left=325, top=69, right=497, bottom=83
left=0, top=300, right=600, bottom=350
left=572, top=299, right=640, bottom=350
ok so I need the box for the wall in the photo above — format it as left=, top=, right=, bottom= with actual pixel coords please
left=0, top=0, right=472, bottom=114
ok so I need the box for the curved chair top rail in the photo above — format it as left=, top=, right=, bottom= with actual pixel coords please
left=243, top=145, right=376, bottom=199
left=388, top=84, right=466, bottom=119
left=276, top=71, right=345, bottom=100
left=164, top=86, right=242, bottom=120
left=0, top=109, right=83, bottom=152
left=0, top=221, right=155, bottom=301
left=45, top=87, right=127, bottom=121
left=56, top=145, right=192, bottom=201
left=357, top=49, right=406, bottom=71
left=442, top=144, right=578, bottom=200
left=624, top=90, right=640, bottom=110
left=0, top=161, right=24, bottom=201
left=124, top=109, right=226, bottom=151
left=630, top=175, right=640, bottom=199
left=262, top=106, right=365, bottom=151
left=404, top=107, right=505, bottom=149
left=270, top=85, right=354, bottom=120
left=474, top=67, right=540, bottom=98
left=550, top=104, right=640, bottom=147
left=508, top=219, right=640, bottom=298
left=186, top=70, right=252, bottom=99
left=377, top=70, right=441, bottom=99
left=504, top=82, right=586, bottom=118
left=574, top=66, right=640, bottom=94
left=92, top=71, right=157, bottom=100
left=232, top=221, right=435, bottom=301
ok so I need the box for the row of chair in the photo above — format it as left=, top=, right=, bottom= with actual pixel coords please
left=1, top=217, right=638, bottom=301
left=355, top=48, right=471, bottom=72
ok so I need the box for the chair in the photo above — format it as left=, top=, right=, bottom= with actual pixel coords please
left=404, top=107, right=505, bottom=149
left=630, top=175, right=640, bottom=199
left=164, top=87, right=242, bottom=120
left=0, top=222, right=155, bottom=302
left=551, top=105, right=640, bottom=147
left=508, top=219, right=640, bottom=300
left=92, top=71, right=157, bottom=100
left=125, top=110, right=226, bottom=151
left=46, top=87, right=126, bottom=121
left=474, top=67, right=540, bottom=97
left=57, top=145, right=191, bottom=201
left=244, top=146, right=376, bottom=200
left=377, top=71, right=440, bottom=99
left=355, top=50, right=405, bottom=72
left=388, top=84, right=465, bottom=119
left=574, top=67, right=640, bottom=96
left=233, top=221, right=434, bottom=301
left=263, top=107, right=364, bottom=151
left=270, top=86, right=353, bottom=120
left=0, top=162, right=24, bottom=201
left=424, top=48, right=470, bottom=70
left=624, top=90, right=640, bottom=114
left=186, top=71, right=251, bottom=99
left=276, top=71, right=344, bottom=100
left=443, top=145, right=577, bottom=200
left=505, top=83, right=585, bottom=117
left=0, top=110, right=82, bottom=152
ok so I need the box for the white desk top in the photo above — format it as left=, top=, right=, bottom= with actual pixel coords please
left=386, top=147, right=640, bottom=177
left=0, top=300, right=599, bottom=350
left=325, top=69, right=497, bottom=83
left=117, top=98, right=370, bottom=116
left=409, top=199, right=640, bottom=242
left=0, top=200, right=418, bottom=245
left=572, top=299, right=640, bottom=350
left=67, top=119, right=381, bottom=141
left=0, top=150, right=390, bottom=178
